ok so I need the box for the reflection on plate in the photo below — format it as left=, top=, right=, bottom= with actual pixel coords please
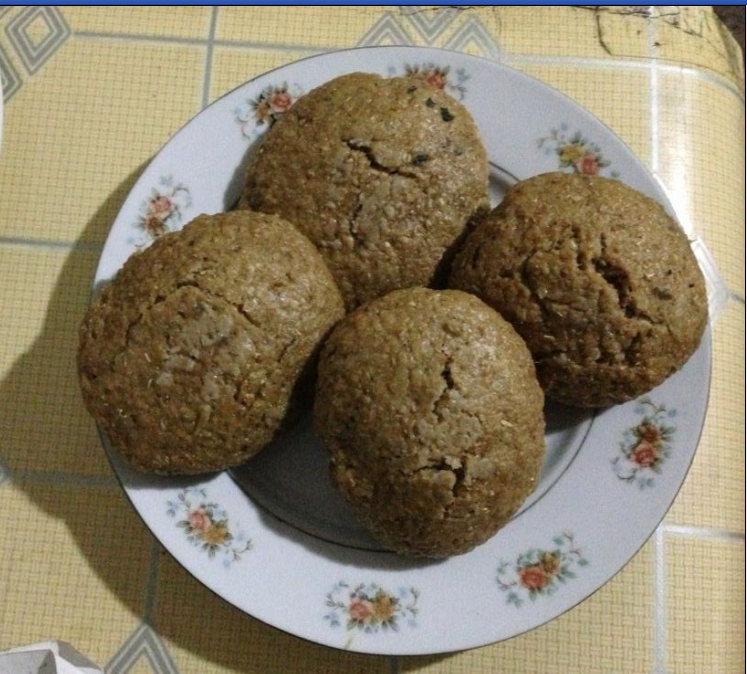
left=94, top=46, right=710, bottom=655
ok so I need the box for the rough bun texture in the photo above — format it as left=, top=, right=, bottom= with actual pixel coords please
left=449, top=172, right=708, bottom=407
left=313, top=288, right=545, bottom=558
left=78, top=211, right=344, bottom=474
left=240, top=72, right=489, bottom=311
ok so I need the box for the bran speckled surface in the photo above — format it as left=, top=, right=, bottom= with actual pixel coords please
left=314, top=288, right=545, bottom=558
left=241, top=72, right=489, bottom=311
left=77, top=211, right=344, bottom=475
left=449, top=173, right=708, bottom=408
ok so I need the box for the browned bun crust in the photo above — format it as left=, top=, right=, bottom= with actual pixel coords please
left=78, top=210, right=344, bottom=474
left=313, top=287, right=545, bottom=557
left=449, top=172, right=708, bottom=407
left=240, top=72, right=489, bottom=311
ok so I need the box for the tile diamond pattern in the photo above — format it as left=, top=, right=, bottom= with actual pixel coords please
left=5, top=5, right=70, bottom=74
left=399, top=5, right=459, bottom=42
left=445, top=15, right=501, bottom=59
left=106, top=623, right=180, bottom=674
left=357, top=11, right=412, bottom=47
left=0, top=38, right=20, bottom=100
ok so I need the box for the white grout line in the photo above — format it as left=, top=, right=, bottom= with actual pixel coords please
left=504, top=52, right=660, bottom=72
left=201, top=7, right=219, bottom=110
left=503, top=53, right=744, bottom=100
left=73, top=30, right=328, bottom=55
left=648, top=14, right=670, bottom=673
left=648, top=7, right=660, bottom=181
left=13, top=470, right=118, bottom=487
left=143, top=538, right=161, bottom=623
left=653, top=525, right=669, bottom=674
left=74, top=30, right=209, bottom=46
left=661, top=523, right=746, bottom=543
left=71, top=29, right=745, bottom=101
left=0, top=235, right=102, bottom=252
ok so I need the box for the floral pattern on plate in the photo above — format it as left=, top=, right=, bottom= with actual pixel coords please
left=612, top=397, right=676, bottom=489
left=134, top=175, right=191, bottom=243
left=388, top=62, right=469, bottom=99
left=538, top=124, right=620, bottom=178
left=496, top=532, right=588, bottom=606
left=166, top=487, right=252, bottom=566
left=325, top=581, right=419, bottom=639
left=234, top=82, right=303, bottom=138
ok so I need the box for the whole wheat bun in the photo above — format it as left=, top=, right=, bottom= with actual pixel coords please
left=240, top=72, right=489, bottom=311
left=78, top=210, right=344, bottom=474
left=313, top=288, right=545, bottom=558
left=449, top=172, right=708, bottom=407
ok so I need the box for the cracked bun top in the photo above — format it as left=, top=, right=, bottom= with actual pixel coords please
left=239, top=72, right=489, bottom=311
left=77, top=211, right=345, bottom=475
left=313, top=288, right=546, bottom=558
left=449, top=172, right=708, bottom=407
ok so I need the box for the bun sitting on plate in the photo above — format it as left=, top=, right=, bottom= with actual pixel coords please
left=239, top=71, right=490, bottom=311
left=313, top=287, right=546, bottom=557
left=78, top=210, right=344, bottom=475
left=449, top=172, right=708, bottom=407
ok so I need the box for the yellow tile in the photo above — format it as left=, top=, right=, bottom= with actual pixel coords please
left=655, top=70, right=745, bottom=295
left=215, top=7, right=388, bottom=47
left=508, top=64, right=652, bottom=166
left=494, top=6, right=651, bottom=60
left=666, top=536, right=745, bottom=674
left=26, top=12, right=53, bottom=44
left=666, top=301, right=745, bottom=532
left=64, top=6, right=212, bottom=40
left=0, top=39, right=204, bottom=244
left=402, top=541, right=655, bottom=674
left=120, top=661, right=158, bottom=674
left=152, top=551, right=390, bottom=674
left=0, top=245, right=112, bottom=477
left=124, top=661, right=159, bottom=674
left=0, top=481, right=151, bottom=663
left=215, top=7, right=650, bottom=59
left=209, top=47, right=310, bottom=104
left=651, top=7, right=744, bottom=86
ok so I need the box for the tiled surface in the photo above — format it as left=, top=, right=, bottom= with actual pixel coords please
left=400, top=540, right=656, bottom=674
left=65, top=6, right=213, bottom=40
left=0, top=246, right=111, bottom=477
left=153, top=551, right=390, bottom=674
left=509, top=63, right=653, bottom=164
left=665, top=535, right=745, bottom=674
left=665, top=301, right=745, bottom=533
left=0, top=481, right=151, bottom=664
left=0, top=7, right=743, bottom=674
left=209, top=47, right=310, bottom=103
left=0, top=39, right=204, bottom=244
left=651, top=6, right=745, bottom=82
left=489, top=6, right=653, bottom=61
left=655, top=69, right=746, bottom=291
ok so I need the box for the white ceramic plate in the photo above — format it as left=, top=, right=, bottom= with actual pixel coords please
left=95, top=47, right=710, bottom=655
